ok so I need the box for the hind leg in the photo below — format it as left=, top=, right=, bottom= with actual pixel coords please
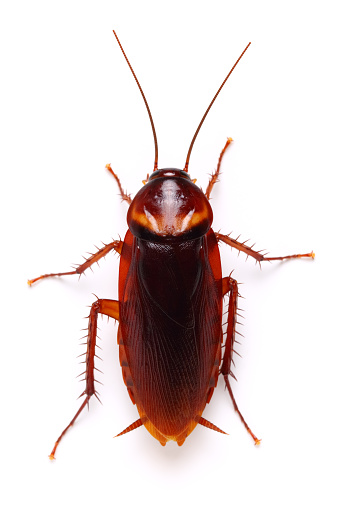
left=49, top=298, right=119, bottom=459
left=221, top=275, right=260, bottom=445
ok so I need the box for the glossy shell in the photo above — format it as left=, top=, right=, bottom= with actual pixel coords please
left=118, top=170, right=222, bottom=445
left=127, top=169, right=213, bottom=242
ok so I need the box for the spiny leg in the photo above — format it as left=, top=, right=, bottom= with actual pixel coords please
left=27, top=240, right=123, bottom=285
left=205, top=138, right=233, bottom=199
left=49, top=298, right=119, bottom=459
left=221, top=275, right=260, bottom=445
left=106, top=164, right=132, bottom=204
left=216, top=232, right=314, bottom=265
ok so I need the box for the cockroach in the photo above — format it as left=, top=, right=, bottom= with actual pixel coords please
left=28, top=32, right=314, bottom=459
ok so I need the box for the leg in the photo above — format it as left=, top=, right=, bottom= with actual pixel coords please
left=205, top=138, right=233, bottom=199
left=216, top=232, right=314, bottom=265
left=49, top=298, right=119, bottom=459
left=106, top=164, right=132, bottom=204
left=221, top=276, right=260, bottom=445
left=27, top=240, right=123, bottom=286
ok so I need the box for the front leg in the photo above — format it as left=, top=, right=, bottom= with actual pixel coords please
left=28, top=240, right=123, bottom=285
left=217, top=233, right=314, bottom=264
left=49, top=298, right=119, bottom=459
left=205, top=138, right=233, bottom=199
left=221, top=275, right=260, bottom=445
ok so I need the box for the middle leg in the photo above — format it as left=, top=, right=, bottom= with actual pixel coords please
left=217, top=233, right=314, bottom=265
left=28, top=240, right=123, bottom=286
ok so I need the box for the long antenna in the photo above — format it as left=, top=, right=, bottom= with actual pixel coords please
left=184, top=42, right=251, bottom=172
left=113, top=31, right=159, bottom=171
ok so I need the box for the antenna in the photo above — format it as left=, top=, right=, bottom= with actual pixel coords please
left=113, top=31, right=159, bottom=171
left=184, top=42, right=251, bottom=172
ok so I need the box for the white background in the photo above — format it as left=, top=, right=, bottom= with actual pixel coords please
left=1, top=1, right=337, bottom=508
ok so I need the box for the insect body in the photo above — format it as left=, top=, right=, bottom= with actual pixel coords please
left=120, top=169, right=221, bottom=445
left=28, top=33, right=314, bottom=458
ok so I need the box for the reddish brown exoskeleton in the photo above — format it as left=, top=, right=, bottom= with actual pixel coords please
left=28, top=33, right=314, bottom=458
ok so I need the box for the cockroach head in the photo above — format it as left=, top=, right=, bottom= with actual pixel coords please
left=127, top=169, right=213, bottom=242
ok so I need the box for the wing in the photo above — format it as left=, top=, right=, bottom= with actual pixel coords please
left=118, top=229, right=222, bottom=443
